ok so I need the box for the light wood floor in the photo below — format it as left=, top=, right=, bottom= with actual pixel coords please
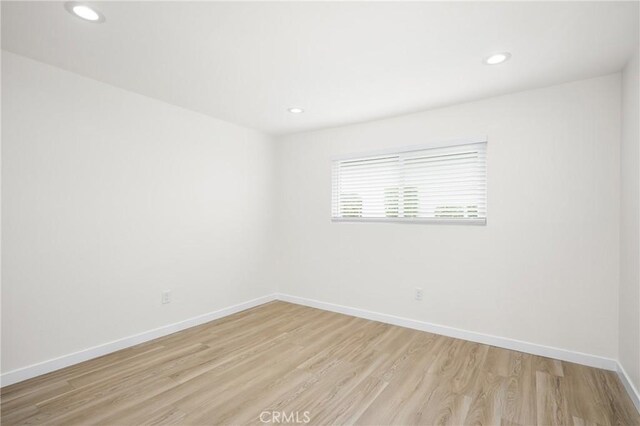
left=1, top=301, right=638, bottom=426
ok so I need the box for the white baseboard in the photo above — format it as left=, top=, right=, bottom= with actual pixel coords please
left=0, top=294, right=278, bottom=387
left=617, top=362, right=640, bottom=413
left=276, top=293, right=619, bottom=371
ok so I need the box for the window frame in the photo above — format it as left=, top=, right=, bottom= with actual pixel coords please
left=331, top=136, right=488, bottom=225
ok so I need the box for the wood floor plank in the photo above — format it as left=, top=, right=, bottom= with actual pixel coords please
left=355, top=341, right=450, bottom=425
left=501, top=352, right=537, bottom=426
left=593, top=368, right=639, bottom=426
left=1, top=301, right=638, bottom=426
left=571, top=416, right=601, bottom=426
left=463, top=370, right=505, bottom=425
left=563, top=361, right=619, bottom=426
left=536, top=356, right=565, bottom=377
left=535, top=371, right=572, bottom=426
left=310, top=375, right=388, bottom=425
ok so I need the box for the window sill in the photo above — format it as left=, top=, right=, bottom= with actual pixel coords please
left=331, top=217, right=487, bottom=225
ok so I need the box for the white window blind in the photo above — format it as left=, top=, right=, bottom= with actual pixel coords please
left=331, top=140, right=487, bottom=224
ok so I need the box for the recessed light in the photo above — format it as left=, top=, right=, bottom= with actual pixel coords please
left=64, top=2, right=105, bottom=23
left=483, top=52, right=511, bottom=65
left=288, top=107, right=304, bottom=114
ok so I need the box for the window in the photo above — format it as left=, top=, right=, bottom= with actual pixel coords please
left=331, top=139, right=487, bottom=224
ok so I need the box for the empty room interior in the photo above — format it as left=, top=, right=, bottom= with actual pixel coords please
left=1, top=1, right=640, bottom=425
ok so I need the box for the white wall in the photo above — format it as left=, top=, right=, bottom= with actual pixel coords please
left=620, top=48, right=640, bottom=393
left=1, top=52, right=277, bottom=374
left=276, top=74, right=621, bottom=359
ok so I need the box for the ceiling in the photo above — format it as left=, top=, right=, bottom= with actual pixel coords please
left=2, top=1, right=638, bottom=135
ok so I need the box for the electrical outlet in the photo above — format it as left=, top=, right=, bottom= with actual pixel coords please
left=162, top=290, right=171, bottom=304
left=415, top=288, right=423, bottom=301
